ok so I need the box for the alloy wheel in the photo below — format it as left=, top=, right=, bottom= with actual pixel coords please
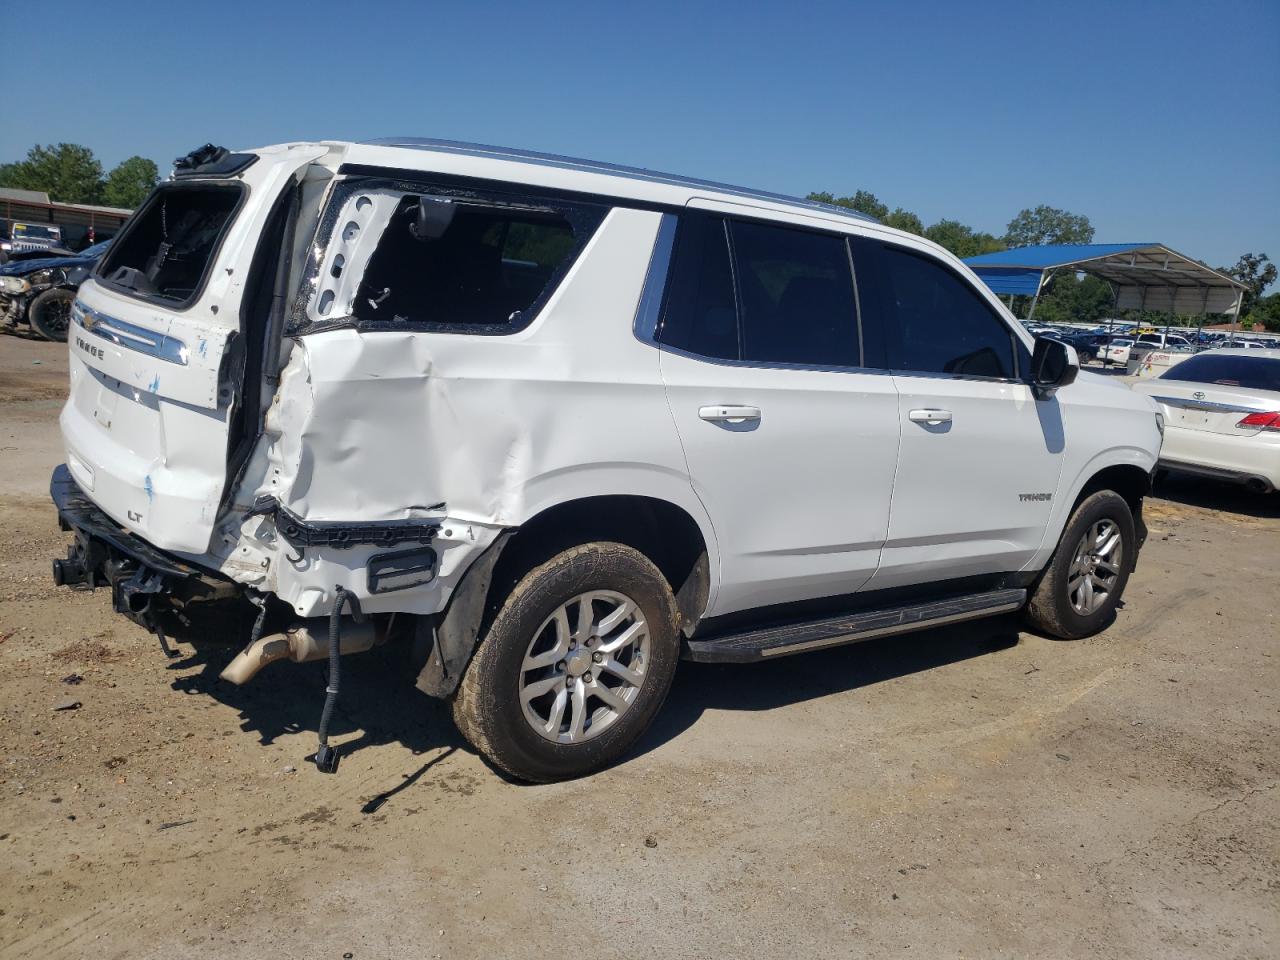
left=519, top=590, right=650, bottom=744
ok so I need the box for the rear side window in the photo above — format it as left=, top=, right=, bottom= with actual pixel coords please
left=659, top=213, right=861, bottom=367
left=730, top=220, right=859, bottom=367
left=873, top=244, right=1016, bottom=379
left=97, top=184, right=242, bottom=306
left=352, top=199, right=579, bottom=328
left=1159, top=354, right=1280, bottom=391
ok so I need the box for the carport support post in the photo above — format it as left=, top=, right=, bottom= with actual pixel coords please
left=1026, top=270, right=1048, bottom=321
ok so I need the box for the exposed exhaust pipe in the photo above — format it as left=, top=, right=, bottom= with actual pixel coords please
left=1244, top=477, right=1273, bottom=495
left=220, top=619, right=382, bottom=685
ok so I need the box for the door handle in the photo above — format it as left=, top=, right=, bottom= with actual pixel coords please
left=908, top=408, right=952, bottom=425
left=699, top=405, right=761, bottom=424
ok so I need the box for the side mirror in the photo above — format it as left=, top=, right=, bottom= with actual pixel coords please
left=409, top=197, right=456, bottom=241
left=1030, top=336, right=1079, bottom=398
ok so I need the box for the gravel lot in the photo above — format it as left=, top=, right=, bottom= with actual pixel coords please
left=1, top=333, right=1277, bottom=960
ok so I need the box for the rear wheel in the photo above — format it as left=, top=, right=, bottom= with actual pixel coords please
left=29, top=288, right=75, bottom=342
left=452, top=542, right=680, bottom=782
left=1024, top=490, right=1136, bottom=639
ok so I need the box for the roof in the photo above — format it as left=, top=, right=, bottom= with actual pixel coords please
left=356, top=137, right=880, bottom=226
left=0, top=187, right=52, bottom=204
left=964, top=243, right=1246, bottom=314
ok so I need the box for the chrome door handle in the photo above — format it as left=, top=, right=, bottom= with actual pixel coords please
left=908, top=408, right=952, bottom=425
left=699, top=405, right=761, bottom=424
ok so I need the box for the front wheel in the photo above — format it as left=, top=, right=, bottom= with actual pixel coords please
left=1024, top=490, right=1136, bottom=639
left=29, top=287, right=75, bottom=342
left=452, top=542, right=680, bottom=782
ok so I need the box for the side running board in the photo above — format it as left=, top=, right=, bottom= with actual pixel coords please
left=685, top=588, right=1027, bottom=663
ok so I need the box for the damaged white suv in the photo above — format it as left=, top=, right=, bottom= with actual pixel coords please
left=51, top=140, right=1163, bottom=781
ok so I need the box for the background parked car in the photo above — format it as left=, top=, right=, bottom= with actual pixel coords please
left=1098, top=337, right=1134, bottom=366
left=0, top=239, right=110, bottom=341
left=1132, top=349, right=1280, bottom=494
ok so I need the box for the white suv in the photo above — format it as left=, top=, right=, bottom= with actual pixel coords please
left=50, top=140, right=1163, bottom=781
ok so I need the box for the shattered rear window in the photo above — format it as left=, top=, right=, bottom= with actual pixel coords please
left=353, top=199, right=577, bottom=328
left=96, top=184, right=243, bottom=307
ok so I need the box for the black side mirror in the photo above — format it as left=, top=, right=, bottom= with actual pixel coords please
left=1030, top=336, right=1079, bottom=398
left=409, top=197, right=456, bottom=241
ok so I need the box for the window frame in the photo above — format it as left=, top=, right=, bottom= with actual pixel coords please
left=93, top=180, right=249, bottom=312
left=649, top=210, right=877, bottom=374
left=858, top=238, right=1027, bottom=383
left=287, top=175, right=608, bottom=338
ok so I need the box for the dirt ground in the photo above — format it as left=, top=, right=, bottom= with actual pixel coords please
left=1, top=332, right=1276, bottom=960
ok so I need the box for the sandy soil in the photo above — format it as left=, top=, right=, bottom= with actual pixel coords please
left=1, top=333, right=1276, bottom=959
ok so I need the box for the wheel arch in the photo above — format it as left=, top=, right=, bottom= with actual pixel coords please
left=415, top=492, right=714, bottom=699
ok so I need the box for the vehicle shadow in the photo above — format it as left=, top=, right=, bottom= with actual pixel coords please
left=1152, top=472, right=1280, bottom=519
left=168, top=638, right=467, bottom=763
left=634, top=616, right=1022, bottom=759
left=164, top=613, right=1023, bottom=784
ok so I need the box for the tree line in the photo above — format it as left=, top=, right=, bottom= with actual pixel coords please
left=808, top=188, right=1277, bottom=332
left=0, top=143, right=159, bottom=211
left=0, top=143, right=1272, bottom=331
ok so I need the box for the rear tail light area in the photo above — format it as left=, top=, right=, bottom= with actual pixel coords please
left=1235, top=412, right=1280, bottom=431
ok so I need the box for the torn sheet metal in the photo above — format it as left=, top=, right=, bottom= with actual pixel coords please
left=211, top=205, right=712, bottom=618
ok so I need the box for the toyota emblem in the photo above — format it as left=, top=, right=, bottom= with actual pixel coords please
left=1193, top=391, right=1206, bottom=400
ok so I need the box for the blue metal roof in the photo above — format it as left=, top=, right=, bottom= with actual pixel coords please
left=964, top=243, right=1160, bottom=269
left=963, top=242, right=1246, bottom=313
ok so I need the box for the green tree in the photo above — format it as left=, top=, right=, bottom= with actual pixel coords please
left=807, top=189, right=888, bottom=220
left=1220, top=252, right=1277, bottom=317
left=1004, top=205, right=1094, bottom=247
left=881, top=207, right=923, bottom=234
left=102, top=156, right=159, bottom=209
left=924, top=219, right=1006, bottom=259
left=0, top=143, right=104, bottom=204
left=1032, top=272, right=1115, bottom=325
left=1246, top=292, right=1280, bottom=332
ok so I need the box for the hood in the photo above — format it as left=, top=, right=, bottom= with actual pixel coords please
left=0, top=251, right=99, bottom=276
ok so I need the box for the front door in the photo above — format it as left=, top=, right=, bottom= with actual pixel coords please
left=855, top=238, right=1066, bottom=589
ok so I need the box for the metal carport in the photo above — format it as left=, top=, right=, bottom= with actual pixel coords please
left=963, top=243, right=1247, bottom=321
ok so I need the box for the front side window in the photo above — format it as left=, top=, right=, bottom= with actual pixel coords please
left=97, top=184, right=242, bottom=306
left=874, top=244, right=1016, bottom=379
left=730, top=220, right=859, bottom=367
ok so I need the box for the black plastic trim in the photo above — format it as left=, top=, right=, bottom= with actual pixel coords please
left=250, top=496, right=443, bottom=550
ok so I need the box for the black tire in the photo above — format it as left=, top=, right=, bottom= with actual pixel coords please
left=1023, top=490, right=1136, bottom=640
left=29, top=287, right=75, bottom=342
left=452, top=542, right=680, bottom=783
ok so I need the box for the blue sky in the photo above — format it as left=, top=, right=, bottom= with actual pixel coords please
left=4, top=0, right=1277, bottom=275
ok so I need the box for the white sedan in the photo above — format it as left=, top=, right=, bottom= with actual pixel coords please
left=1098, top=338, right=1134, bottom=366
left=1132, top=349, right=1280, bottom=494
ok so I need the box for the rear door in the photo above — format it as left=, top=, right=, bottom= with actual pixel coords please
left=60, top=145, right=331, bottom=554
left=656, top=208, right=900, bottom=616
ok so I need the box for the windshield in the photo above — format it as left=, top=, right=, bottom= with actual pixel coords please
left=1160, top=354, right=1280, bottom=392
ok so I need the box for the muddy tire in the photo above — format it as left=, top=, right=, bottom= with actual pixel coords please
left=29, top=288, right=75, bottom=342
left=1024, top=490, right=1136, bottom=640
left=452, top=542, right=680, bottom=783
